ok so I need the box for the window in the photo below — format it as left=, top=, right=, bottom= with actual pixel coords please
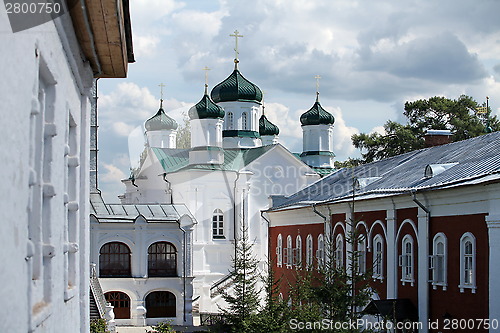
left=242, top=112, right=248, bottom=130
left=105, top=291, right=130, bottom=319
left=227, top=112, right=233, bottom=130
left=212, top=209, right=224, bottom=239
left=294, top=235, right=302, bottom=267
left=316, top=234, right=324, bottom=269
left=459, top=232, right=476, bottom=293
left=357, top=237, right=366, bottom=274
left=145, top=291, right=176, bottom=318
left=432, top=233, right=447, bottom=290
left=400, top=235, right=414, bottom=285
left=373, top=234, right=384, bottom=280
left=335, top=234, right=344, bottom=269
left=99, top=242, right=131, bottom=277
left=306, top=234, right=313, bottom=269
left=148, top=242, right=177, bottom=277
left=276, top=234, right=283, bottom=267
left=285, top=235, right=293, bottom=268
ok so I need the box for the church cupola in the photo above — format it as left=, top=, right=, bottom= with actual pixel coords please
left=145, top=100, right=178, bottom=149
left=211, top=30, right=263, bottom=149
left=259, top=103, right=279, bottom=145
left=300, top=76, right=335, bottom=168
left=188, top=71, right=225, bottom=165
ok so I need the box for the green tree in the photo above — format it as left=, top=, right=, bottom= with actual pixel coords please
left=352, top=95, right=499, bottom=163
left=220, top=225, right=261, bottom=332
left=176, top=112, right=191, bottom=149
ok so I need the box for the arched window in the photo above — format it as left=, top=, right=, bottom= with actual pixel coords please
left=294, top=235, right=302, bottom=267
left=335, top=234, right=344, bottom=269
left=316, top=234, right=324, bottom=269
left=242, top=112, right=248, bottom=130
left=148, top=242, right=177, bottom=277
left=227, top=112, right=233, bottom=130
left=357, top=236, right=366, bottom=274
left=285, top=235, right=293, bottom=268
left=432, top=233, right=447, bottom=290
left=99, top=242, right=131, bottom=277
left=212, top=209, right=224, bottom=239
left=306, top=234, right=313, bottom=269
left=276, top=234, right=282, bottom=267
left=400, top=235, right=414, bottom=285
left=145, top=291, right=176, bottom=318
left=459, top=232, right=476, bottom=293
left=373, top=234, right=384, bottom=280
left=105, top=291, right=130, bottom=319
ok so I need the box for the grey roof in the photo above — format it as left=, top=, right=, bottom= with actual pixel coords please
left=90, top=192, right=193, bottom=223
left=270, top=132, right=500, bottom=211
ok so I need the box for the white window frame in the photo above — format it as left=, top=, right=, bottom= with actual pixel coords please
left=316, top=234, right=324, bottom=269
left=306, top=234, right=313, bottom=269
left=212, top=209, right=224, bottom=239
left=242, top=112, right=248, bottom=130
left=357, top=236, right=366, bottom=274
left=286, top=235, right=293, bottom=268
left=459, top=232, right=476, bottom=293
left=372, top=234, right=384, bottom=280
left=276, top=234, right=282, bottom=267
left=400, top=234, right=414, bottom=286
left=294, top=235, right=302, bottom=268
left=335, top=234, right=344, bottom=269
left=431, top=232, right=447, bottom=290
left=227, top=112, right=233, bottom=130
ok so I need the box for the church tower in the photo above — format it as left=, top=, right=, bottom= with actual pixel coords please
left=188, top=81, right=225, bottom=164
left=145, top=100, right=178, bottom=148
left=211, top=30, right=263, bottom=148
left=259, top=102, right=279, bottom=145
left=300, top=86, right=335, bottom=168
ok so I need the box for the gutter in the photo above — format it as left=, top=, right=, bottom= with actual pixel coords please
left=78, top=0, right=103, bottom=76
left=162, top=173, right=174, bottom=204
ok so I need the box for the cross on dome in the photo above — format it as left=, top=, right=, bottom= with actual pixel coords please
left=230, top=30, right=243, bottom=67
left=158, top=82, right=166, bottom=108
left=203, top=66, right=211, bottom=94
left=314, top=75, right=321, bottom=101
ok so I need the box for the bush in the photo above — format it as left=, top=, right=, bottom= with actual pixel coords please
left=90, top=318, right=108, bottom=333
left=146, top=321, right=176, bottom=333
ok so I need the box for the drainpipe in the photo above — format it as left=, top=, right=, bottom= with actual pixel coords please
left=411, top=189, right=430, bottom=333
left=233, top=172, right=242, bottom=259
left=261, top=211, right=272, bottom=264
left=162, top=173, right=174, bottom=204
left=312, top=202, right=329, bottom=239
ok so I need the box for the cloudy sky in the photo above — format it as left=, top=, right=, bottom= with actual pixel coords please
left=97, top=0, right=500, bottom=202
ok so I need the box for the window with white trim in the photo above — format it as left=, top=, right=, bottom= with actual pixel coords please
left=431, top=233, right=447, bottom=290
left=400, top=234, right=414, bottom=285
left=306, top=234, right=313, bottom=269
left=294, top=235, right=302, bottom=267
left=276, top=234, right=282, bottom=267
left=316, top=234, right=324, bottom=269
left=357, top=237, right=366, bottom=274
left=227, top=112, right=233, bottom=130
left=335, top=234, right=344, bottom=269
left=242, top=112, right=248, bottom=130
left=459, top=232, right=476, bottom=293
left=285, top=235, right=293, bottom=268
left=372, top=234, right=384, bottom=280
left=212, top=209, right=224, bottom=239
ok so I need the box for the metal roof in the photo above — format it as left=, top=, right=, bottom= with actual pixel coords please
left=90, top=192, right=193, bottom=223
left=270, top=132, right=500, bottom=211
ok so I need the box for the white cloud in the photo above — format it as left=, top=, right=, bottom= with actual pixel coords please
left=133, top=34, right=161, bottom=58
left=100, top=162, right=127, bottom=183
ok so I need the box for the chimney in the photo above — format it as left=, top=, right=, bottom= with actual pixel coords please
left=424, top=129, right=452, bottom=147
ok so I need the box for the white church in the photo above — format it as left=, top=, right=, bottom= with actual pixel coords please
left=90, top=40, right=338, bottom=326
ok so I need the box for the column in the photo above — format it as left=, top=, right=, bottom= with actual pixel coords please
left=386, top=208, right=397, bottom=299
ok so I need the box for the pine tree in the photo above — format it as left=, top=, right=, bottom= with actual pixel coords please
left=220, top=224, right=260, bottom=332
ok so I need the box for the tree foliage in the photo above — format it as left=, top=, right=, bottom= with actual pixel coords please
left=176, top=112, right=191, bottom=149
left=352, top=95, right=499, bottom=163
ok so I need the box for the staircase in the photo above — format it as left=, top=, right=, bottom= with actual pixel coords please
left=210, top=274, right=234, bottom=298
left=89, top=263, right=107, bottom=319
left=90, top=288, right=101, bottom=320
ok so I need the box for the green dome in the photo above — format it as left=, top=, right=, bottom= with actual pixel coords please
left=211, top=69, right=263, bottom=103
left=189, top=91, right=225, bottom=119
left=259, top=114, right=279, bottom=136
left=145, top=107, right=178, bottom=131
left=300, top=97, right=335, bottom=126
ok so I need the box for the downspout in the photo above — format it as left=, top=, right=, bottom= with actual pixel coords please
left=233, top=172, right=242, bottom=259
left=312, top=203, right=328, bottom=237
left=172, top=207, right=191, bottom=324
left=162, top=173, right=174, bottom=204
left=411, top=189, right=430, bottom=332
left=261, top=211, right=271, bottom=265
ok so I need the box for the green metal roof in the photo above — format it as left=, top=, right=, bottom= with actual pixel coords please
left=300, top=95, right=335, bottom=126
left=259, top=114, right=279, bottom=136
left=188, top=90, right=225, bottom=119
left=210, top=68, right=263, bottom=103
left=145, top=107, right=178, bottom=131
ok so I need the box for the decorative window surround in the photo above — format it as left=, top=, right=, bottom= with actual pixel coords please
left=400, top=234, right=415, bottom=286
left=372, top=234, right=384, bottom=281
left=459, top=232, right=477, bottom=293
left=431, top=233, right=448, bottom=291
left=276, top=234, right=282, bottom=267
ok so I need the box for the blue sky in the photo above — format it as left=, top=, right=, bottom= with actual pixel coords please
left=97, top=0, right=500, bottom=202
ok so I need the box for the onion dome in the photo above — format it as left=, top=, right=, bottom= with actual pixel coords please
left=189, top=86, right=225, bottom=119
left=211, top=68, right=263, bottom=103
left=145, top=104, right=178, bottom=131
left=259, top=114, right=279, bottom=136
left=300, top=94, right=335, bottom=126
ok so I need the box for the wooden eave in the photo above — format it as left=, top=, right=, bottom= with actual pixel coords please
left=69, top=0, right=134, bottom=78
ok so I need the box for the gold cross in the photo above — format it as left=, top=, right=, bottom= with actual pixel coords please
left=230, top=30, right=244, bottom=61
